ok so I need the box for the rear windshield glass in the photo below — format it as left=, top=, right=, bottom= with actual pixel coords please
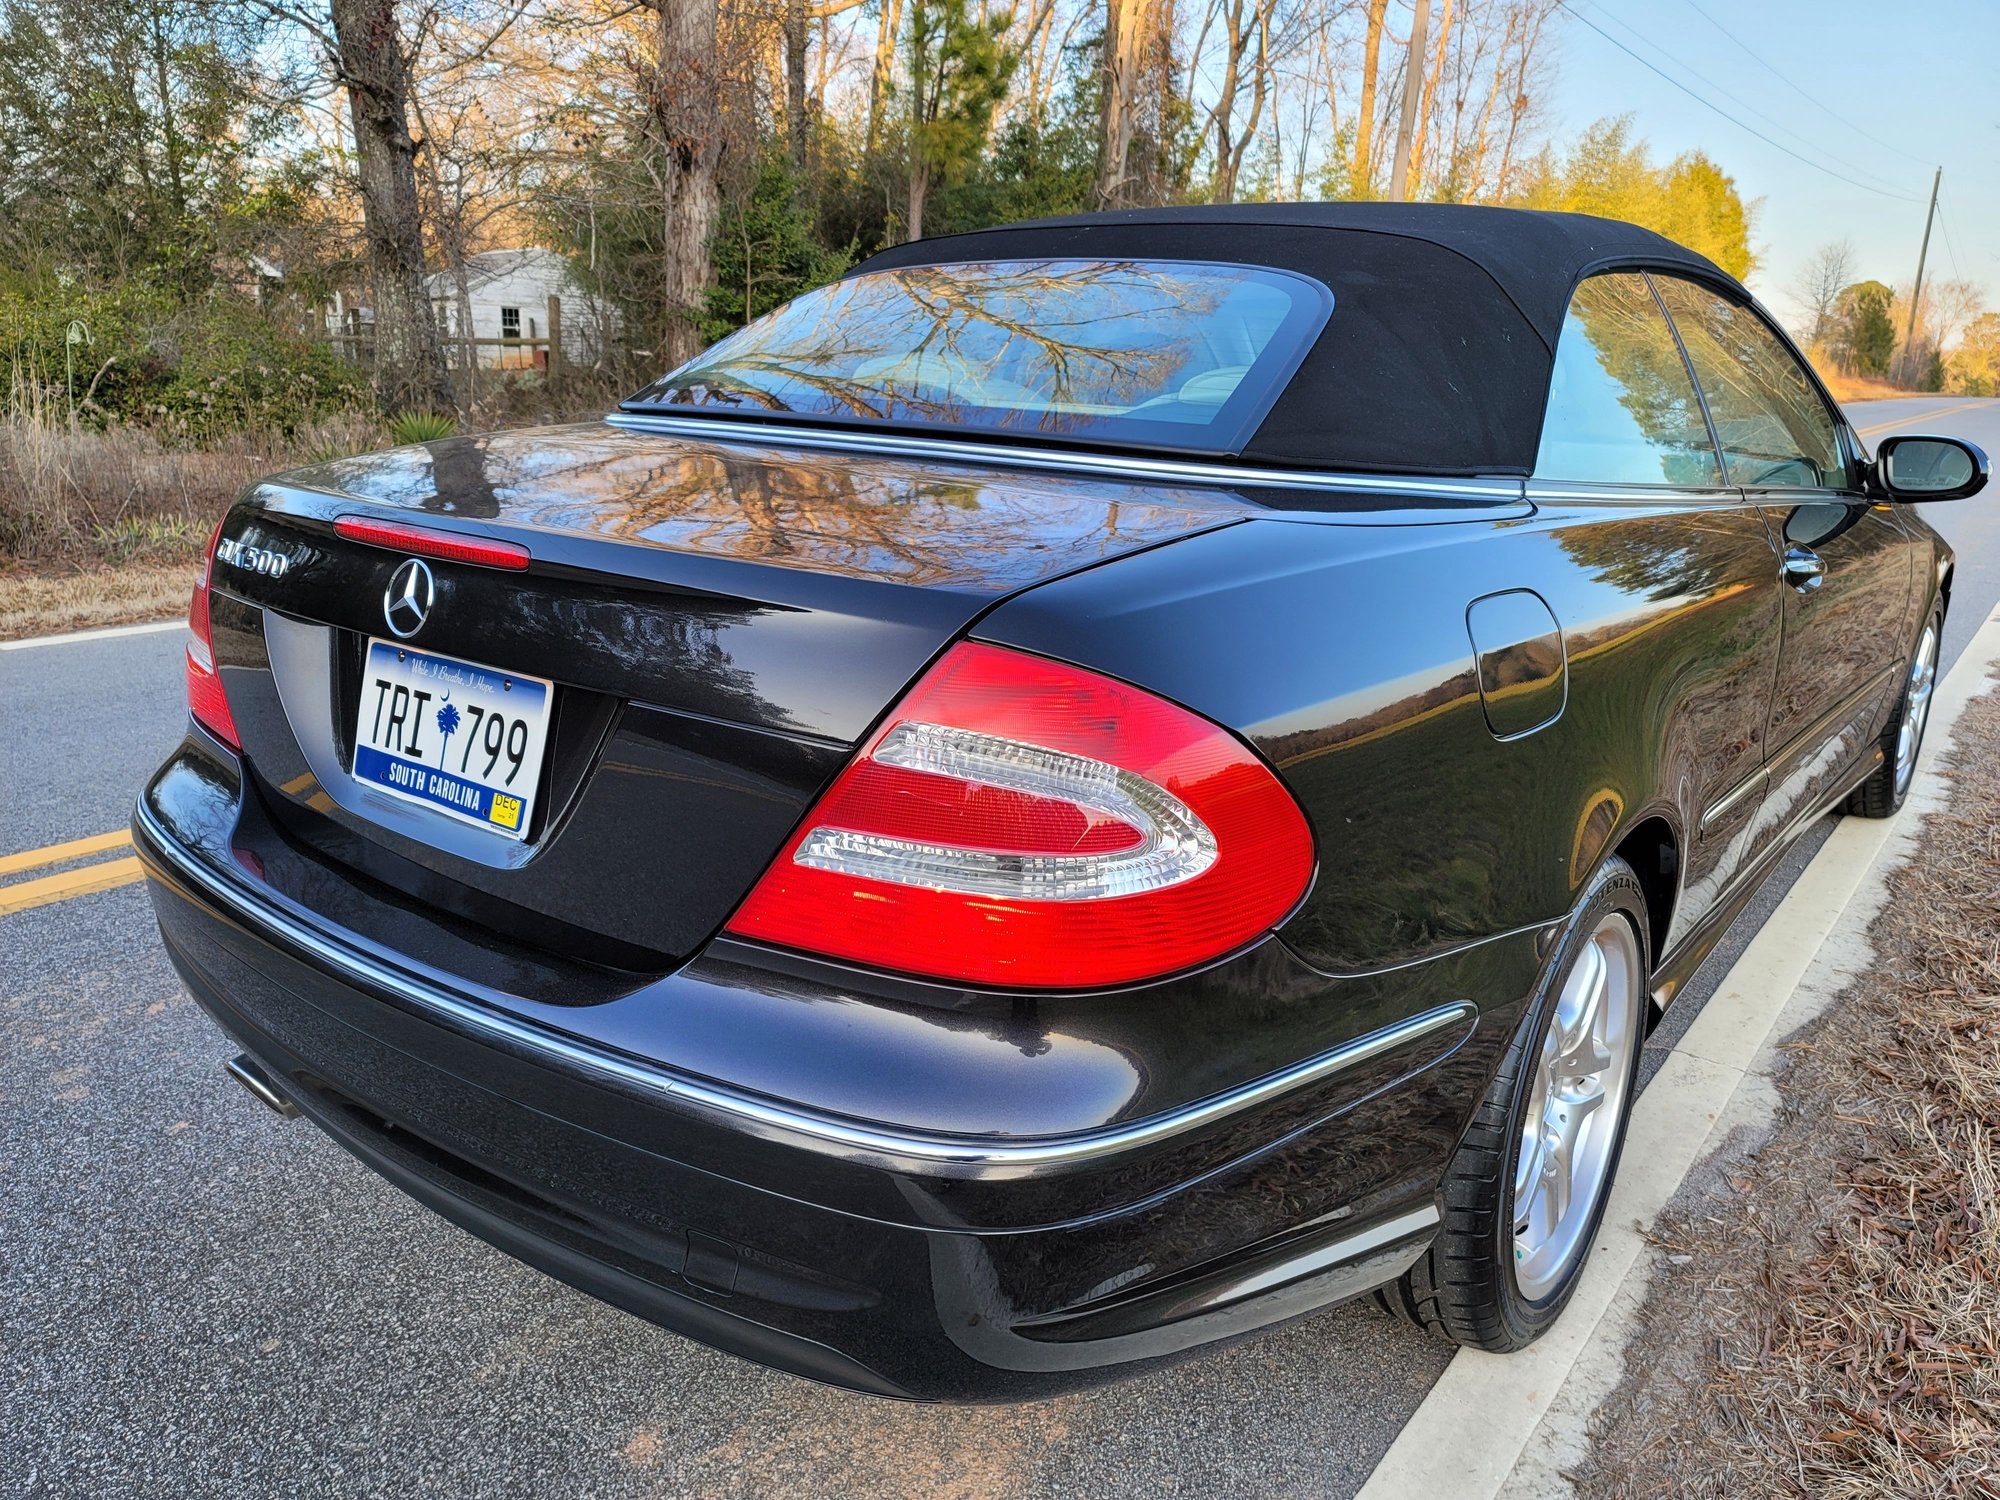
left=621, top=259, right=1332, bottom=456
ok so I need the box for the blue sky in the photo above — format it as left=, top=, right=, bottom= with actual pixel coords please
left=1543, top=0, right=1996, bottom=333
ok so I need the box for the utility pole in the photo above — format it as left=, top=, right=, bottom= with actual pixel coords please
left=1387, top=0, right=1431, bottom=203
left=1902, top=166, right=1941, bottom=383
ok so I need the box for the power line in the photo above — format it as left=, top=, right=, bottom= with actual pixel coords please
left=1584, top=0, right=1910, bottom=198
left=1675, top=0, right=1935, bottom=171
left=1555, top=1, right=1923, bottom=203
left=1936, top=192, right=1966, bottom=285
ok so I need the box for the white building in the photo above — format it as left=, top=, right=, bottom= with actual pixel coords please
left=424, top=248, right=616, bottom=370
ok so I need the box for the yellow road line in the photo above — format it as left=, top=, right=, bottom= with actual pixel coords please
left=1854, top=399, right=1997, bottom=436
left=0, top=829, right=132, bottom=879
left=0, top=856, right=146, bottom=915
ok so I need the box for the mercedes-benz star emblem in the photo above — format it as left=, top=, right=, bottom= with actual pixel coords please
left=383, top=557, right=435, bottom=639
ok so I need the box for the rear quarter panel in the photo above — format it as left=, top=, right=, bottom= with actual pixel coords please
left=977, top=495, right=1783, bottom=975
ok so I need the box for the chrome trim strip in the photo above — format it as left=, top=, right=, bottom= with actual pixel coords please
left=1698, top=767, right=1769, bottom=832
left=1524, top=481, right=1747, bottom=505
left=603, top=412, right=1526, bottom=500
left=1203, top=1204, right=1440, bottom=1306
left=1281, top=914, right=1562, bottom=981
left=1763, top=662, right=1898, bottom=779
left=135, top=796, right=1476, bottom=1172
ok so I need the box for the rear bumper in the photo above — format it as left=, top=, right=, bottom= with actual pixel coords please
left=136, top=738, right=1524, bottom=1400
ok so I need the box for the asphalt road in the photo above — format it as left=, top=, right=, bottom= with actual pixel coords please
left=5, top=394, right=1999, bottom=1500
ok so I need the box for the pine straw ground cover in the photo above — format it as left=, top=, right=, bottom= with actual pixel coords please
left=1578, top=689, right=2000, bottom=1498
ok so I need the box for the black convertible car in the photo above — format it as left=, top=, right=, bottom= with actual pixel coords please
left=138, top=204, right=1987, bottom=1400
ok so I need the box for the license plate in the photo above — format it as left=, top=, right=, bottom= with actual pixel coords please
left=352, top=639, right=552, bottom=840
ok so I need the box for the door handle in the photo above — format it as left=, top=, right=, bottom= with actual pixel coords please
left=1782, top=546, right=1826, bottom=591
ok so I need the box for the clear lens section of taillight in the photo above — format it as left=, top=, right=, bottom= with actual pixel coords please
left=725, top=643, right=1315, bottom=988
left=185, top=517, right=240, bottom=749
left=795, top=721, right=1218, bottom=902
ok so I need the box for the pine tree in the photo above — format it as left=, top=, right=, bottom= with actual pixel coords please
left=903, top=0, right=1017, bottom=241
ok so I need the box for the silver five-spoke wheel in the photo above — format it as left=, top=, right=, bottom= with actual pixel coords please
left=1893, top=621, right=1938, bottom=797
left=1512, top=912, right=1642, bottom=1300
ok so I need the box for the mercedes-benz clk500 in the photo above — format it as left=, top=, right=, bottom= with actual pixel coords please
left=137, top=204, right=1987, bottom=1399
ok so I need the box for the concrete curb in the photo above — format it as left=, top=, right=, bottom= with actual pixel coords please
left=1356, top=603, right=2000, bottom=1500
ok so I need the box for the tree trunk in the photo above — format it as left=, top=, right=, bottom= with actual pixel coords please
left=1352, top=0, right=1388, bottom=197
left=907, top=159, right=928, bottom=241
left=405, top=86, right=477, bottom=414
left=1407, top=0, right=1454, bottom=198
left=1096, top=0, right=1151, bottom=208
left=867, top=0, right=904, bottom=156
left=1211, top=0, right=1240, bottom=203
left=329, top=0, right=453, bottom=413
left=784, top=0, right=809, bottom=176
left=1493, top=4, right=1548, bottom=199
left=148, top=5, right=186, bottom=219
left=653, top=0, right=724, bottom=368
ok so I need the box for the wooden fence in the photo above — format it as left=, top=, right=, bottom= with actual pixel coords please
left=325, top=294, right=572, bottom=381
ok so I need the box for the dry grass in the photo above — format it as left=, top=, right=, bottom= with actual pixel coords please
left=0, top=376, right=631, bottom=637
left=0, top=375, right=387, bottom=562
left=0, top=368, right=625, bottom=569
left=1819, top=371, right=1923, bottom=405
left=0, top=561, right=197, bottom=639
left=1579, top=697, right=2000, bottom=1499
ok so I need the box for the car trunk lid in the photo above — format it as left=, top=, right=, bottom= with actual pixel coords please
left=206, top=422, right=1251, bottom=972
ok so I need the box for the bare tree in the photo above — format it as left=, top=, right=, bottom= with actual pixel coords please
left=1096, top=0, right=1159, bottom=207
left=1347, top=0, right=1388, bottom=195
left=276, top=0, right=456, bottom=411
left=651, top=0, right=726, bottom=366
left=1195, top=0, right=1294, bottom=202
left=867, top=0, right=906, bottom=152
left=1791, top=239, right=1855, bottom=348
left=1916, top=277, right=1983, bottom=353
left=783, top=0, right=865, bottom=175
left=1405, top=0, right=1553, bottom=200
left=784, top=0, right=810, bottom=170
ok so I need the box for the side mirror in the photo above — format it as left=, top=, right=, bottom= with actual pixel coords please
left=1874, top=434, right=1988, bottom=502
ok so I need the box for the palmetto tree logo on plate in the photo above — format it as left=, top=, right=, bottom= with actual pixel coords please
left=435, top=696, right=460, bottom=765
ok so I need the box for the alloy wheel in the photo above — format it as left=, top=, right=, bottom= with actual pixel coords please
left=1894, top=623, right=1939, bottom=797
left=1512, top=912, right=1642, bottom=1300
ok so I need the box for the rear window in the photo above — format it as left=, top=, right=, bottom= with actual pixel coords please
left=621, top=259, right=1333, bottom=456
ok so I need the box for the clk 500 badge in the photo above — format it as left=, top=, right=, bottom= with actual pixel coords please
left=215, top=536, right=293, bottom=578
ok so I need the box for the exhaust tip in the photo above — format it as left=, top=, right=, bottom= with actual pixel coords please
left=225, top=1054, right=299, bottom=1120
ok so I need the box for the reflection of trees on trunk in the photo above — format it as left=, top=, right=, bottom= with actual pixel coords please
left=421, top=433, right=502, bottom=518
left=586, top=443, right=1198, bottom=586
left=649, top=260, right=1228, bottom=431
left=308, top=425, right=1227, bottom=591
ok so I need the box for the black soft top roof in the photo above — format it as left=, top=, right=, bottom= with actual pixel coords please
left=853, top=203, right=1735, bottom=477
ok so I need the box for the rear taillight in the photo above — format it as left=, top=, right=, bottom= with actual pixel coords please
left=725, top=643, right=1315, bottom=988
left=186, top=517, right=240, bottom=749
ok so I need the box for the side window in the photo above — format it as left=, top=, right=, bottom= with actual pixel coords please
left=1650, top=276, right=1845, bottom=489
left=1535, top=273, right=1723, bottom=487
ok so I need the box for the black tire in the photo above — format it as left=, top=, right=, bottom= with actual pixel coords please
left=1846, top=602, right=1943, bottom=819
left=1378, top=856, right=1649, bottom=1351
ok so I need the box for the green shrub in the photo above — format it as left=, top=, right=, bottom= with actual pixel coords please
left=0, top=272, right=369, bottom=438
left=91, top=513, right=209, bottom=565
left=387, top=410, right=459, bottom=444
